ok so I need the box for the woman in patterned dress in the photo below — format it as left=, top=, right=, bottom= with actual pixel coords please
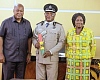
left=65, top=13, right=96, bottom=80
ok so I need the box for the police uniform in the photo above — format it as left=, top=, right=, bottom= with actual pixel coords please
left=33, top=3, right=65, bottom=80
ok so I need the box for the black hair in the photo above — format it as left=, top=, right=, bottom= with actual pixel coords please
left=72, top=13, right=86, bottom=27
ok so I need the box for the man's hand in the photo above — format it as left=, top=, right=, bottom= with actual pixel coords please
left=35, top=42, right=40, bottom=49
left=43, top=51, right=52, bottom=58
left=26, top=53, right=31, bottom=64
left=0, top=53, right=5, bottom=63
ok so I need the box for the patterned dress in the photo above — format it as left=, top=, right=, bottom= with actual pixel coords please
left=66, top=28, right=96, bottom=80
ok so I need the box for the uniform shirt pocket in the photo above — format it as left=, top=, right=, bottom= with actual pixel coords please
left=48, top=30, right=58, bottom=41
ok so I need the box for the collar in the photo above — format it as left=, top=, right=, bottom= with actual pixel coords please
left=44, top=20, right=54, bottom=25
left=12, top=16, right=25, bottom=23
left=73, top=27, right=85, bottom=35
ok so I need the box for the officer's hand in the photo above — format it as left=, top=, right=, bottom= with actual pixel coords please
left=0, top=53, right=5, bottom=63
left=35, top=42, right=40, bottom=49
left=43, top=51, right=52, bottom=58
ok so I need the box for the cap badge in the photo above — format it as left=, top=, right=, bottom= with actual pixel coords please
left=49, top=5, right=52, bottom=9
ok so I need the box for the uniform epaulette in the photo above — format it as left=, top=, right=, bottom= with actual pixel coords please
left=36, top=21, right=44, bottom=26
left=53, top=22, right=62, bottom=26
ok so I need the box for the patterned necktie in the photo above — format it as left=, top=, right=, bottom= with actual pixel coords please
left=46, top=23, right=49, bottom=28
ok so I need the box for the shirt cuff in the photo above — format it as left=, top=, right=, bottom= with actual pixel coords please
left=49, top=50, right=53, bottom=56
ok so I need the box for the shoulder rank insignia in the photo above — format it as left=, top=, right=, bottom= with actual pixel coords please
left=53, top=22, right=62, bottom=26
left=36, top=21, right=44, bottom=26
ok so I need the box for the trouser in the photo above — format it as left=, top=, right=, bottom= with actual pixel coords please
left=3, top=61, right=26, bottom=80
left=36, top=61, right=58, bottom=80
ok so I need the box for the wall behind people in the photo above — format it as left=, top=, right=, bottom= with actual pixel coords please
left=0, top=0, right=100, bottom=59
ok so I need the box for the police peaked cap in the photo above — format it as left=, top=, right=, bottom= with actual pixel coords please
left=44, top=3, right=58, bottom=13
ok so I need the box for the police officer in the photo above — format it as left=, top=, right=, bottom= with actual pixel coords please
left=33, top=3, right=65, bottom=80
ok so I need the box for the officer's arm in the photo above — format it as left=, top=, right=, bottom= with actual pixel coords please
left=32, top=27, right=40, bottom=49
left=49, top=26, right=65, bottom=55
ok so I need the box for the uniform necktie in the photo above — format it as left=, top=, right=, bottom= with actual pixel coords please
left=46, top=23, right=49, bottom=28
